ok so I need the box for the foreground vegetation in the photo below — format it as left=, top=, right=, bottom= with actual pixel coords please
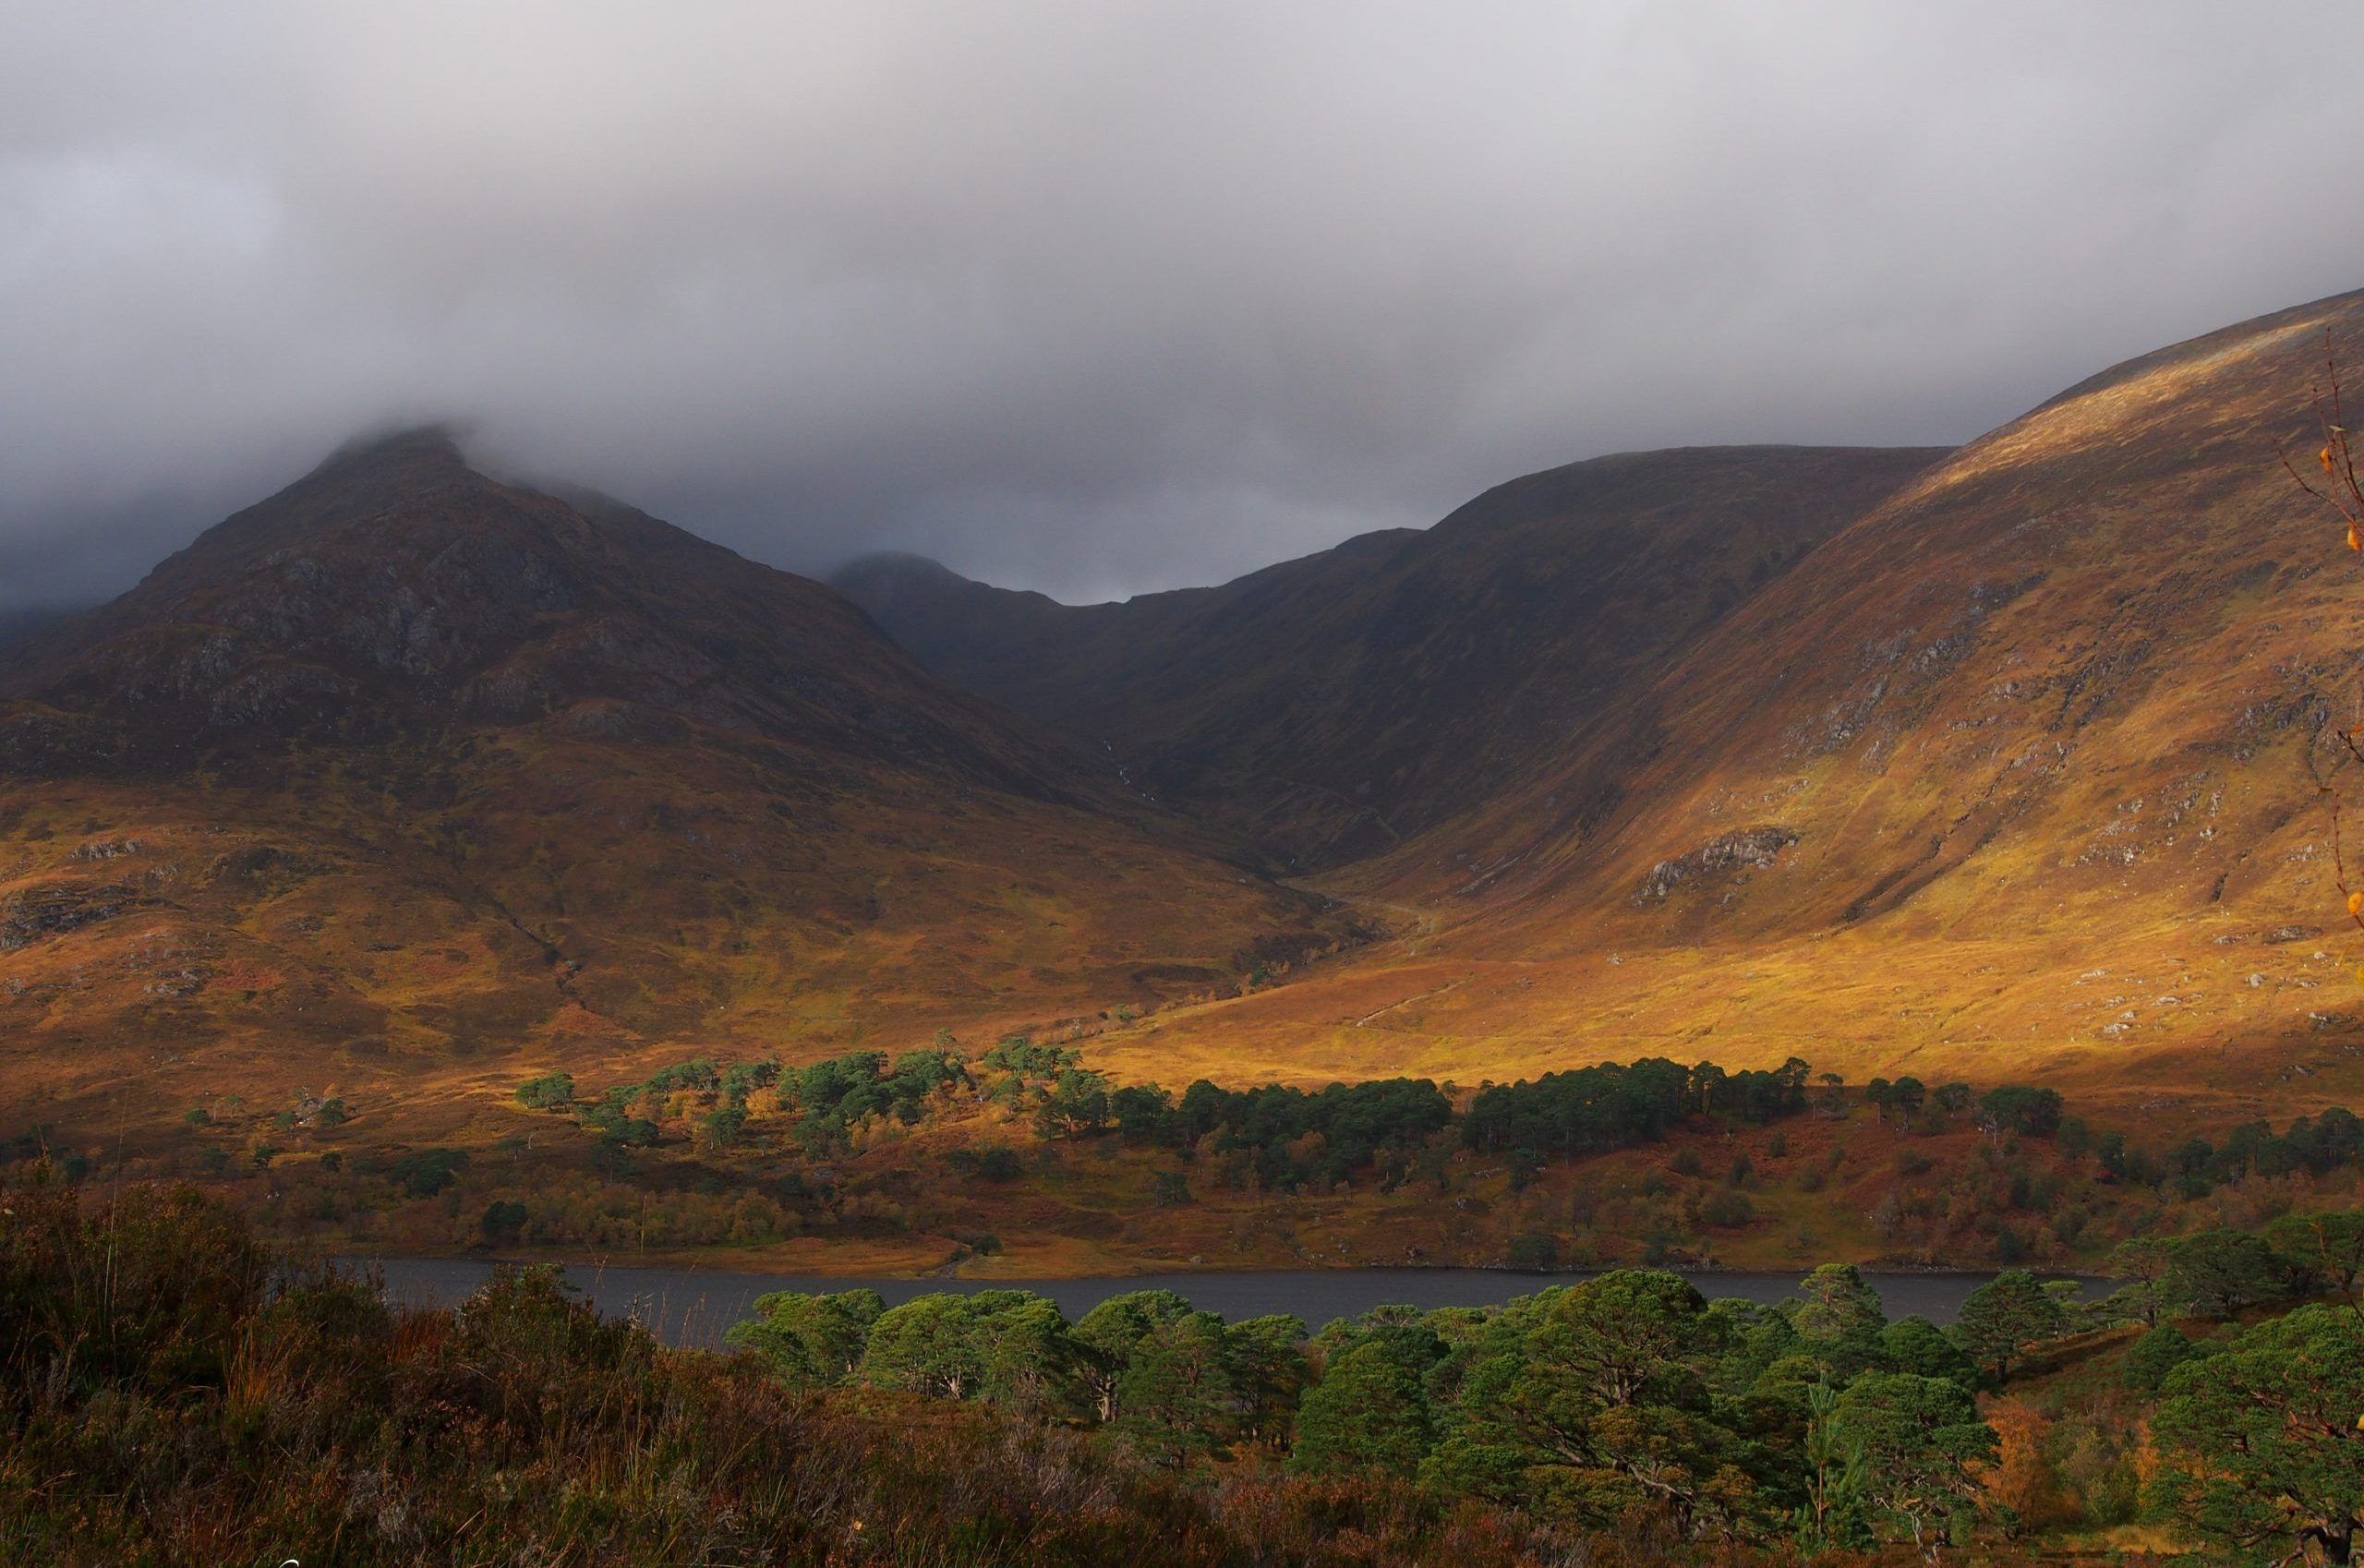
left=1, top=1174, right=1568, bottom=1567
left=726, top=1228, right=2364, bottom=1561
left=6, top=1170, right=2358, bottom=1565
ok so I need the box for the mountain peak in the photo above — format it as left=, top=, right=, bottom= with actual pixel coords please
left=1, top=430, right=935, bottom=766
left=306, top=421, right=475, bottom=478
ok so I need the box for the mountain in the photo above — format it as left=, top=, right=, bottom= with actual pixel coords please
left=838, top=445, right=1947, bottom=868
left=1399, top=291, right=2364, bottom=930
left=15, top=287, right=2364, bottom=1155
left=0, top=429, right=1352, bottom=1134
left=1058, top=289, right=2364, bottom=1121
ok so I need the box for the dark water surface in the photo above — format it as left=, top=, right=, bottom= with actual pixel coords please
left=355, top=1257, right=2104, bottom=1347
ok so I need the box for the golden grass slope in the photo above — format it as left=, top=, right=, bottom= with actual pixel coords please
left=0, top=435, right=1354, bottom=1144
left=1118, top=288, right=2364, bottom=1119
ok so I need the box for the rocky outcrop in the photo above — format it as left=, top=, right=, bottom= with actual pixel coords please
left=1634, top=826, right=1799, bottom=904
left=0, top=882, right=140, bottom=951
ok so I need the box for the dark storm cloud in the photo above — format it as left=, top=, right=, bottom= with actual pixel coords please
left=4, top=1, right=2360, bottom=609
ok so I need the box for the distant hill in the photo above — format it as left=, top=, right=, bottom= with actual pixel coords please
left=0, top=429, right=1352, bottom=1137
left=838, top=445, right=1945, bottom=868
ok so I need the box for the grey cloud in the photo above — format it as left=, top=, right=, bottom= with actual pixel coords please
left=3, top=1, right=2360, bottom=609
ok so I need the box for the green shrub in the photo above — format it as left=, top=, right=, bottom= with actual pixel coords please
left=515, top=1071, right=577, bottom=1111
left=1507, top=1229, right=1560, bottom=1270
left=385, top=1147, right=469, bottom=1199
left=1697, top=1188, right=1755, bottom=1229
left=2121, top=1323, right=2209, bottom=1393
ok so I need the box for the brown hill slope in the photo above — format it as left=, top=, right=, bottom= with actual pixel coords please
left=0, top=430, right=1350, bottom=1138
left=1067, top=289, right=2364, bottom=1120
left=837, top=445, right=1946, bottom=869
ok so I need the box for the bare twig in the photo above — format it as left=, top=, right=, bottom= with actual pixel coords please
left=2290, top=344, right=2364, bottom=934
left=2279, top=332, right=2364, bottom=549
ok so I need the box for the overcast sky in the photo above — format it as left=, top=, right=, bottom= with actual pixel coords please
left=4, top=2, right=2360, bottom=609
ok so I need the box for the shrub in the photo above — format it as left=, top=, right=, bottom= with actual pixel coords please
left=1697, top=1188, right=1755, bottom=1229
left=480, top=1199, right=529, bottom=1245
left=1980, top=1085, right=2064, bottom=1137
left=2121, top=1323, right=2209, bottom=1393
left=515, top=1071, right=577, bottom=1111
left=951, top=1145, right=1024, bottom=1181
left=1506, top=1230, right=1560, bottom=1270
left=386, top=1146, right=469, bottom=1199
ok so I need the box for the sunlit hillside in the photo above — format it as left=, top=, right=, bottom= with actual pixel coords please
left=0, top=432, right=1355, bottom=1144
left=1077, top=290, right=2364, bottom=1123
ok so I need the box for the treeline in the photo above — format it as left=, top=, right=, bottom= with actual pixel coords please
left=1460, top=1055, right=1811, bottom=1156
left=133, top=1037, right=2359, bottom=1270
left=2090, top=1104, right=2364, bottom=1197
left=514, top=1044, right=1854, bottom=1191
left=521, top=1043, right=2113, bottom=1182
left=2102, top=1210, right=2364, bottom=1321
left=726, top=1234, right=2364, bottom=1559
left=724, top=1260, right=2014, bottom=1549
left=525, top=1044, right=972, bottom=1161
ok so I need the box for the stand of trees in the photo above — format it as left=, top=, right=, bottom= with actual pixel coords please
left=513, top=1048, right=1837, bottom=1194
left=720, top=1222, right=2364, bottom=1563
left=2151, top=1305, right=2364, bottom=1568
left=1460, top=1056, right=1812, bottom=1156
left=728, top=1262, right=2012, bottom=1551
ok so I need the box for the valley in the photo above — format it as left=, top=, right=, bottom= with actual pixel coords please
left=6, top=289, right=2364, bottom=1278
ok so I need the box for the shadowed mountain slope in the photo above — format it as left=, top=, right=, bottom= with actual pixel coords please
left=838, top=444, right=1946, bottom=868
left=1062, top=288, right=2364, bottom=1120
left=0, top=430, right=1352, bottom=1134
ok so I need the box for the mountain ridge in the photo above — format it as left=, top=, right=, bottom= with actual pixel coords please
left=837, top=443, right=1948, bottom=868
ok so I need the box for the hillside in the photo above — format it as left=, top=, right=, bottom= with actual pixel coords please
left=1061, top=289, right=2364, bottom=1120
left=0, top=430, right=1353, bottom=1142
left=837, top=445, right=1946, bottom=869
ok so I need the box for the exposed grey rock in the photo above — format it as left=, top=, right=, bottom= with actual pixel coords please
left=0, top=882, right=139, bottom=951
left=1635, top=826, right=1799, bottom=903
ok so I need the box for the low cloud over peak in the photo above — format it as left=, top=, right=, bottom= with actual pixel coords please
left=5, top=2, right=2360, bottom=609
